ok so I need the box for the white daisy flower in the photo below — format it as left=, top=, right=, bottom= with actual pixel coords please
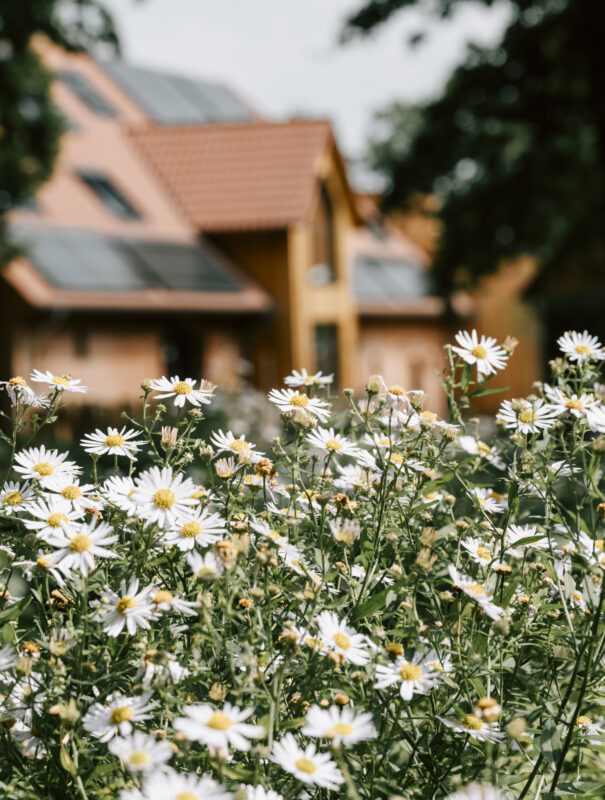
left=316, top=611, right=371, bottom=666
left=151, top=587, right=199, bottom=616
left=284, top=368, right=333, bottom=387
left=306, top=427, right=360, bottom=457
left=543, top=385, right=600, bottom=419
left=333, top=464, right=377, bottom=491
left=448, top=565, right=504, bottom=621
left=140, top=652, right=190, bottom=686
left=470, top=488, right=505, bottom=514
left=164, top=508, right=227, bottom=551
left=132, top=466, right=197, bottom=526
left=13, top=445, right=79, bottom=484
left=149, top=376, right=215, bottom=408
left=374, top=654, right=438, bottom=700
left=578, top=532, right=605, bottom=567
left=504, top=524, right=548, bottom=557
left=271, top=733, right=343, bottom=789
left=108, top=731, right=173, bottom=772
left=329, top=519, right=361, bottom=545
left=242, top=785, right=283, bottom=800
left=461, top=537, right=494, bottom=567
left=30, top=369, right=87, bottom=393
left=80, top=426, right=144, bottom=459
left=43, top=475, right=102, bottom=511
left=102, top=475, right=138, bottom=513
left=21, top=498, right=83, bottom=541
left=14, top=551, right=73, bottom=587
left=457, top=436, right=505, bottom=470
left=451, top=330, right=509, bottom=377
left=0, top=377, right=48, bottom=408
left=0, top=481, right=34, bottom=515
left=302, top=705, right=377, bottom=746
left=210, top=430, right=264, bottom=463
left=82, top=692, right=158, bottom=742
left=586, top=404, right=605, bottom=433
left=268, top=388, right=330, bottom=422
left=557, top=330, right=604, bottom=362
left=445, top=782, right=510, bottom=800
left=128, top=768, right=230, bottom=800
left=0, top=644, right=16, bottom=672
left=47, top=519, right=118, bottom=577
left=214, top=457, right=238, bottom=478
left=174, top=702, right=264, bottom=752
left=438, top=715, right=504, bottom=743
left=95, top=578, right=156, bottom=636
left=576, top=715, right=605, bottom=744
left=498, top=398, right=559, bottom=434
left=186, top=551, right=224, bottom=581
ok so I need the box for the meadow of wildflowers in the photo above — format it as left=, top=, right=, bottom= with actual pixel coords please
left=1, top=330, right=605, bottom=800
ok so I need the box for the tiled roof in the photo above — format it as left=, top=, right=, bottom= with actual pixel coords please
left=130, top=119, right=333, bottom=231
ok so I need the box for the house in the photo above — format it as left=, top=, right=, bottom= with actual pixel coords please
left=2, top=39, right=449, bottom=414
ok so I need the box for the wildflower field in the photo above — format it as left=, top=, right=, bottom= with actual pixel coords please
left=2, top=331, right=605, bottom=800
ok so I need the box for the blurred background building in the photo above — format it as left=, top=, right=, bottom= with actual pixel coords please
left=2, top=39, right=451, bottom=414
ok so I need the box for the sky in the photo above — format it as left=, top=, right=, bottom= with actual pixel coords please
left=104, top=0, right=510, bottom=169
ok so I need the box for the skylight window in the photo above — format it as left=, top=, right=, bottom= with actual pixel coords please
left=78, top=172, right=142, bottom=220
left=58, top=71, right=118, bottom=117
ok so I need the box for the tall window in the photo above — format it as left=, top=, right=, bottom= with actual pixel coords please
left=309, top=183, right=336, bottom=286
left=78, top=172, right=142, bottom=220
left=314, top=324, right=339, bottom=386
left=58, top=71, right=118, bottom=118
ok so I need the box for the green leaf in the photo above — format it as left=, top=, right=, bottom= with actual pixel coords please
left=540, top=719, right=562, bottom=766
left=59, top=746, right=77, bottom=775
left=353, top=584, right=399, bottom=621
left=469, top=385, right=509, bottom=398
left=0, top=596, right=30, bottom=626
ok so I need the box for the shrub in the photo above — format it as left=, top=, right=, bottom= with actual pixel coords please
left=1, top=334, right=605, bottom=800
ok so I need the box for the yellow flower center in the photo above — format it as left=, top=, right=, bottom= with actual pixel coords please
left=33, top=462, right=54, bottom=476
left=295, top=757, right=317, bottom=775
left=326, top=723, right=354, bottom=738
left=116, top=596, right=138, bottom=615
left=420, top=411, right=437, bottom=423
left=466, top=582, right=486, bottom=596
left=399, top=663, right=423, bottom=681
left=518, top=409, right=537, bottom=424
left=69, top=533, right=92, bottom=552
left=229, top=439, right=250, bottom=452
left=61, top=485, right=82, bottom=500
left=181, top=521, right=202, bottom=538
left=3, top=490, right=23, bottom=506
left=596, top=540, right=604, bottom=551
left=196, top=566, right=215, bottom=579
left=304, top=636, right=323, bottom=649
left=127, top=750, right=149, bottom=766
left=47, top=513, right=69, bottom=528
left=461, top=715, right=484, bottom=730
left=575, top=344, right=591, bottom=355
left=388, top=385, right=406, bottom=396
left=9, top=376, right=27, bottom=387
left=332, top=632, right=351, bottom=650
left=36, top=556, right=50, bottom=568
left=110, top=706, right=134, bottom=725
left=390, top=453, right=404, bottom=465
left=290, top=392, right=310, bottom=408
left=325, top=439, right=343, bottom=451
left=104, top=434, right=125, bottom=448
left=52, top=375, right=71, bottom=387
left=173, top=381, right=193, bottom=395
left=153, top=590, right=173, bottom=605
left=576, top=715, right=592, bottom=726
left=175, top=794, right=199, bottom=800
left=471, top=345, right=488, bottom=359
left=205, top=712, right=233, bottom=731
left=477, top=546, right=491, bottom=561
left=477, top=443, right=491, bottom=455
left=566, top=398, right=584, bottom=411
left=153, top=488, right=176, bottom=509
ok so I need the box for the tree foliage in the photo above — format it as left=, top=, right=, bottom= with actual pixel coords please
left=0, top=1, right=120, bottom=265
left=346, top=0, right=605, bottom=298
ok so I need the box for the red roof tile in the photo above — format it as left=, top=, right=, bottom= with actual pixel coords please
left=130, top=119, right=333, bottom=231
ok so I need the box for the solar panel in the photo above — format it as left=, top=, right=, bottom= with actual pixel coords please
left=58, top=71, right=118, bottom=118
left=99, top=61, right=252, bottom=125
left=11, top=226, right=244, bottom=294
left=354, top=256, right=432, bottom=304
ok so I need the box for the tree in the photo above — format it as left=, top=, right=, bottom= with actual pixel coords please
left=0, top=1, right=121, bottom=265
left=344, top=0, right=605, bottom=323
